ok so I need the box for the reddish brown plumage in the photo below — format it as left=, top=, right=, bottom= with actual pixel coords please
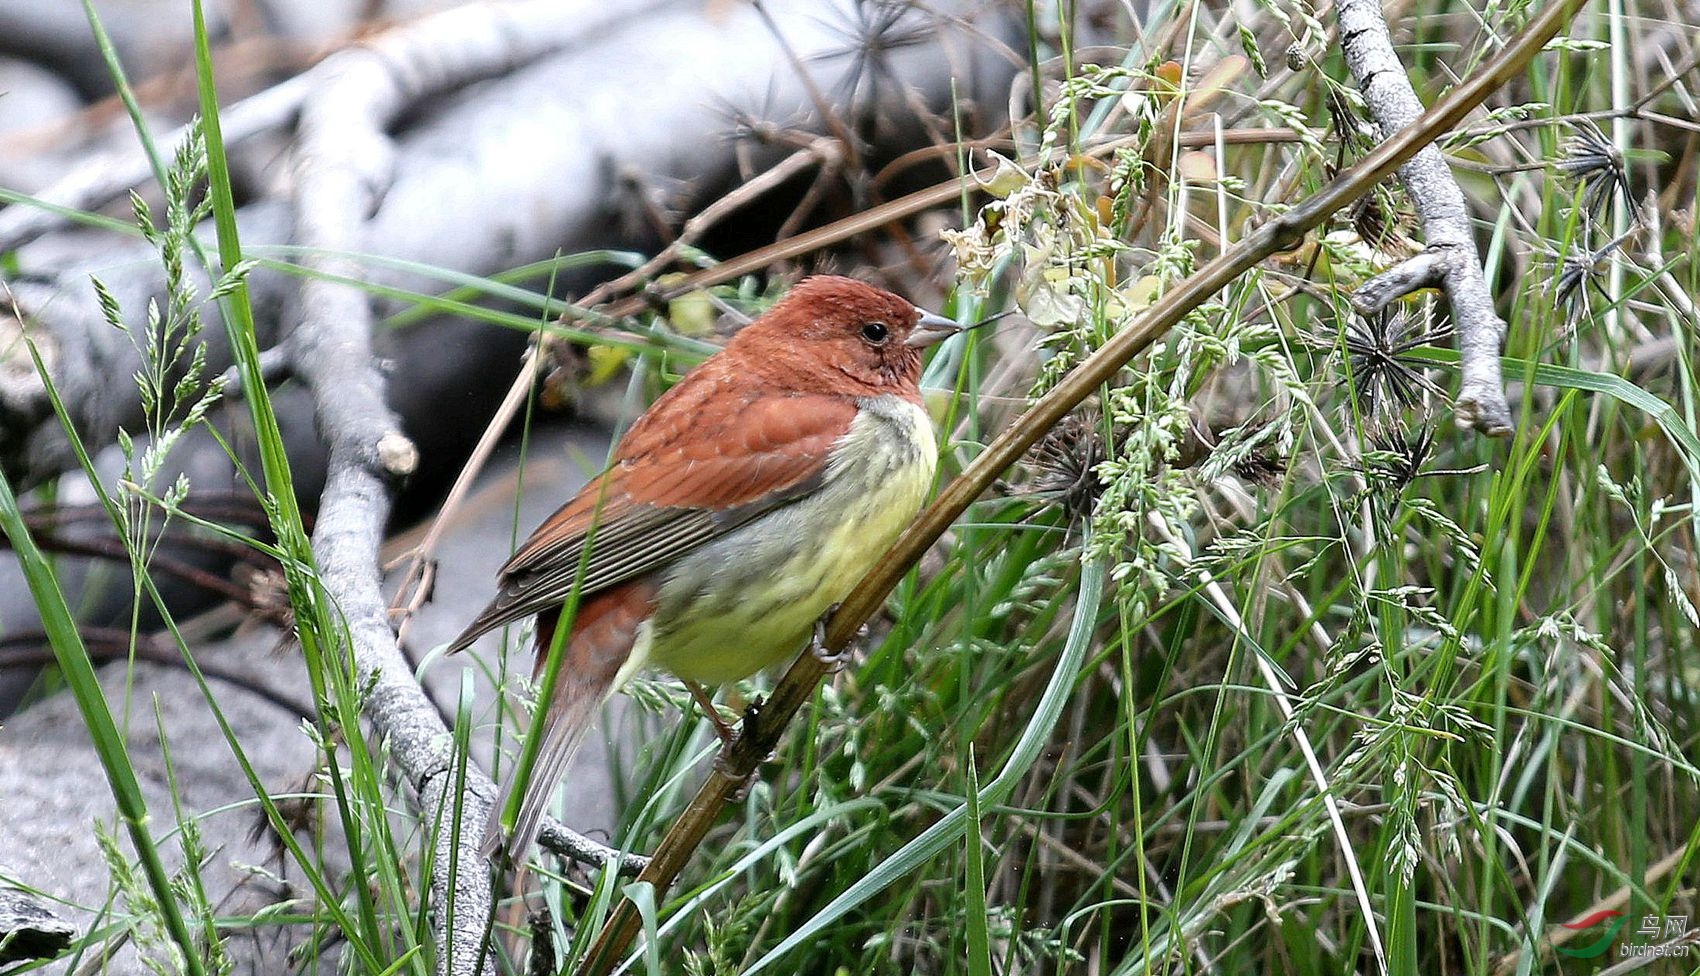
left=453, top=276, right=954, bottom=860
left=499, top=393, right=859, bottom=574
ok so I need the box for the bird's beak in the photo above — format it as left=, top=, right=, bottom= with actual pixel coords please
left=906, top=309, right=965, bottom=347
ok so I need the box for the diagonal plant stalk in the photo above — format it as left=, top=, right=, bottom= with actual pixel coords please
left=573, top=0, right=1589, bottom=970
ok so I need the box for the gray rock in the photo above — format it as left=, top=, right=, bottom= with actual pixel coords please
left=0, top=57, right=82, bottom=139
left=0, top=624, right=321, bottom=975
left=0, top=886, right=75, bottom=963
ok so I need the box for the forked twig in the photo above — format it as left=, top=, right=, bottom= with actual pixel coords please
left=1338, top=0, right=1517, bottom=434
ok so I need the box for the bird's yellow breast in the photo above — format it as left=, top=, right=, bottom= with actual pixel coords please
left=627, top=394, right=936, bottom=686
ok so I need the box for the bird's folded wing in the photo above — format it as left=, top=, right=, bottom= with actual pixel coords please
left=444, top=392, right=856, bottom=652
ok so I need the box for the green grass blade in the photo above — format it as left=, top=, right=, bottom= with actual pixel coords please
left=190, top=0, right=399, bottom=963
left=963, top=750, right=993, bottom=976
left=1416, top=347, right=1700, bottom=478
left=0, top=187, right=138, bottom=238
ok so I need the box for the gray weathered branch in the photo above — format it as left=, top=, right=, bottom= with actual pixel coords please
left=0, top=75, right=312, bottom=256
left=1338, top=0, right=1514, bottom=434
left=287, top=4, right=685, bottom=973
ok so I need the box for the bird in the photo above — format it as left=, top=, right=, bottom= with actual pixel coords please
left=447, top=275, right=962, bottom=861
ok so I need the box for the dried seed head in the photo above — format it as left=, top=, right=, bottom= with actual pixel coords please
left=811, top=0, right=935, bottom=119
left=1349, top=190, right=1415, bottom=257
left=1557, top=120, right=1632, bottom=223
left=1233, top=450, right=1288, bottom=487
left=1339, top=309, right=1451, bottom=419
left=1551, top=227, right=1636, bottom=325
left=1015, top=410, right=1108, bottom=522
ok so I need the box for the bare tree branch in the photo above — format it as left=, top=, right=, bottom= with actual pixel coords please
left=286, top=4, right=681, bottom=973
left=1337, top=0, right=1539, bottom=435
left=0, top=76, right=311, bottom=255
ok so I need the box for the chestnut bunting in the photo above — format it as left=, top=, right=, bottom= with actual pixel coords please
left=448, top=276, right=961, bottom=859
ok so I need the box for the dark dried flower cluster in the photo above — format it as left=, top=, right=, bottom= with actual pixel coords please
left=1323, top=307, right=1475, bottom=498
left=1549, top=119, right=1642, bottom=328
left=1349, top=190, right=1413, bottom=257
left=812, top=0, right=935, bottom=115
left=1556, top=120, right=1632, bottom=224
left=1340, top=309, right=1451, bottom=419
left=1553, top=227, right=1636, bottom=321
left=1232, top=448, right=1288, bottom=488
left=1016, top=410, right=1108, bottom=522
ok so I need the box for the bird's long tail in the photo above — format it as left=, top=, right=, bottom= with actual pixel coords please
left=481, top=580, right=656, bottom=864
left=482, top=673, right=607, bottom=861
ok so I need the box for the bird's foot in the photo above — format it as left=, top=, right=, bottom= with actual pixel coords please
left=712, top=696, right=771, bottom=795
left=726, top=766, right=762, bottom=802
left=808, top=608, right=862, bottom=673
left=685, top=680, right=736, bottom=746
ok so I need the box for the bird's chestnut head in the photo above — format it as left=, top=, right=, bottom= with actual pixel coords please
left=730, top=276, right=961, bottom=397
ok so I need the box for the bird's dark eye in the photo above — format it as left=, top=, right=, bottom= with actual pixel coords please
left=861, top=321, right=890, bottom=344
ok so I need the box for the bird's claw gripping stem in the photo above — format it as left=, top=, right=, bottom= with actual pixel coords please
left=809, top=607, right=861, bottom=672
left=713, top=696, right=769, bottom=792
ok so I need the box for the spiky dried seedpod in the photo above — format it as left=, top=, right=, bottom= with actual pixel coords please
left=1339, top=309, right=1451, bottom=418
left=1233, top=449, right=1288, bottom=487
left=811, top=0, right=935, bottom=117
left=1349, top=189, right=1417, bottom=258
left=1177, top=417, right=1288, bottom=486
left=248, top=770, right=322, bottom=856
left=1012, top=410, right=1109, bottom=522
left=1556, top=119, right=1632, bottom=223
left=1552, top=227, right=1636, bottom=325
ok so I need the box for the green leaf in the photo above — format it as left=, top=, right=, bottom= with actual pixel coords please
left=1414, top=347, right=1700, bottom=482
left=963, top=750, right=992, bottom=976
